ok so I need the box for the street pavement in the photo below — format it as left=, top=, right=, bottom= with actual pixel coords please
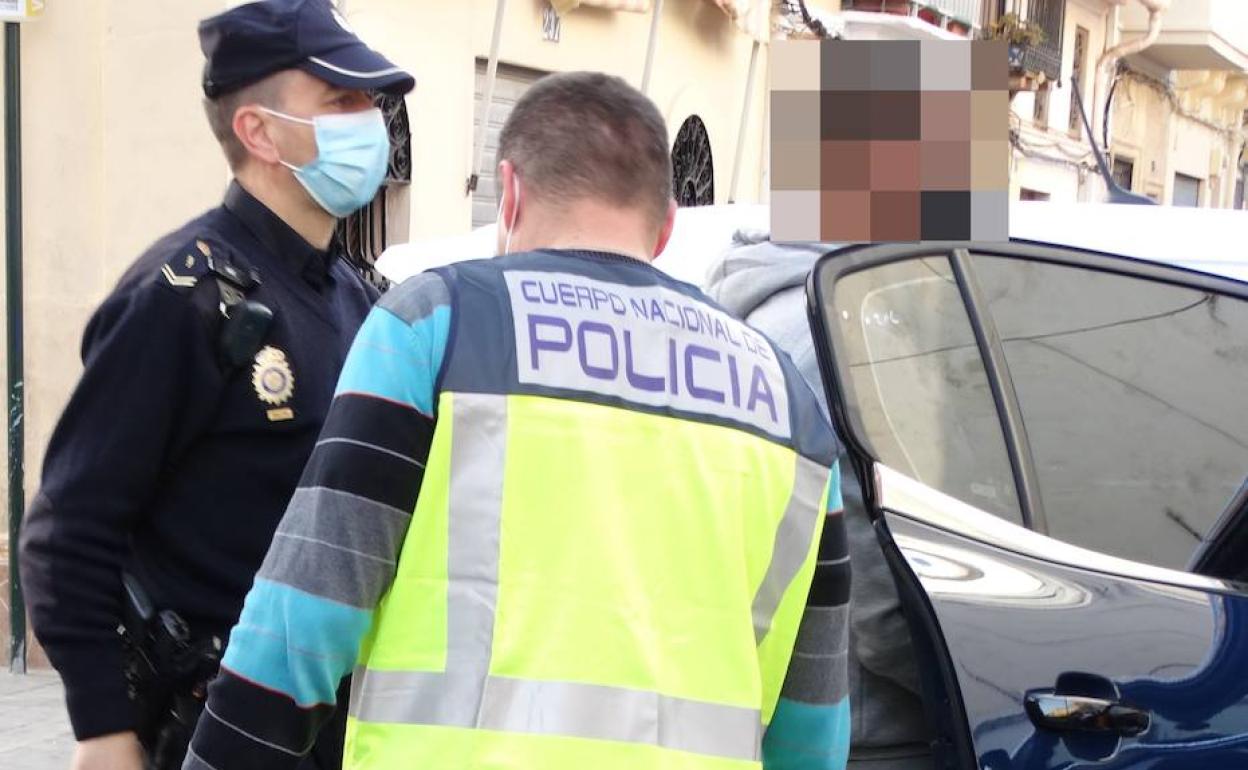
left=0, top=670, right=73, bottom=769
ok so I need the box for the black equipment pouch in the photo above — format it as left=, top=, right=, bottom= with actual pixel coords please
left=120, top=573, right=223, bottom=770
left=204, top=256, right=274, bottom=371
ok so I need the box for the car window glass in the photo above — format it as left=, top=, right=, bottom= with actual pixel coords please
left=973, top=255, right=1248, bottom=571
left=831, top=257, right=1023, bottom=523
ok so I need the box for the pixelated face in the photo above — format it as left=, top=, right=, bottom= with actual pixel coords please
left=770, top=39, right=1009, bottom=243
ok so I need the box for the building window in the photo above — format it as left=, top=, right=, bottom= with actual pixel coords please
left=1235, top=173, right=1245, bottom=210
left=1019, top=188, right=1051, bottom=201
left=1111, top=155, right=1134, bottom=191
left=671, top=115, right=715, bottom=207
left=1033, top=87, right=1050, bottom=128
left=1068, top=25, right=1089, bottom=136
left=336, top=92, right=412, bottom=292
left=970, top=254, right=1248, bottom=570
left=1173, top=173, right=1201, bottom=208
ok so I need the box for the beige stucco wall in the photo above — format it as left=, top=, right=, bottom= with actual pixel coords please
left=1108, top=70, right=1247, bottom=206
left=0, top=0, right=229, bottom=662
left=348, top=0, right=773, bottom=238
left=1167, top=112, right=1219, bottom=204
left=1107, top=74, right=1170, bottom=200
left=24, top=1, right=231, bottom=474
left=21, top=0, right=229, bottom=496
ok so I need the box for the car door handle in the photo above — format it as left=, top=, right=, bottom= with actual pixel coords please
left=1025, top=692, right=1150, bottom=736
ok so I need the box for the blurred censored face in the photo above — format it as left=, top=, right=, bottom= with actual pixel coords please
left=770, top=39, right=1009, bottom=243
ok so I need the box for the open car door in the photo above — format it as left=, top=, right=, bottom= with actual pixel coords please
left=806, top=242, right=1248, bottom=770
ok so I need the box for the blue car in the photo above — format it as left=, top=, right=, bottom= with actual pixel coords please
left=806, top=227, right=1248, bottom=769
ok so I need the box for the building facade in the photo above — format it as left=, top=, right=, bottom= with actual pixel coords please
left=1003, top=0, right=1248, bottom=205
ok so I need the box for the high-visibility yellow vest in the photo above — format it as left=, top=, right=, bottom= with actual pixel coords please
left=344, top=252, right=837, bottom=769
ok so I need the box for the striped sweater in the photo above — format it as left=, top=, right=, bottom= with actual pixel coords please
left=184, top=266, right=851, bottom=770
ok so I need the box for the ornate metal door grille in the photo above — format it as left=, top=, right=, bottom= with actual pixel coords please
left=671, top=115, right=715, bottom=207
left=337, top=92, right=411, bottom=292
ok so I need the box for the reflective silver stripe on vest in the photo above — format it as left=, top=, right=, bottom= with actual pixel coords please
left=351, top=668, right=762, bottom=761
left=445, top=392, right=507, bottom=712
left=350, top=392, right=763, bottom=761
left=349, top=392, right=507, bottom=724
left=751, top=454, right=828, bottom=644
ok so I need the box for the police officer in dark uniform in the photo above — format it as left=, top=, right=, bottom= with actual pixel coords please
left=18, top=2, right=414, bottom=769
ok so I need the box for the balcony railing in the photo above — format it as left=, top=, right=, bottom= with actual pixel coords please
left=1019, top=0, right=1064, bottom=80
left=923, top=0, right=983, bottom=26
left=843, top=1, right=984, bottom=29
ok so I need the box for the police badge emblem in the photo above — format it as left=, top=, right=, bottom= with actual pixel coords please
left=252, top=346, right=295, bottom=416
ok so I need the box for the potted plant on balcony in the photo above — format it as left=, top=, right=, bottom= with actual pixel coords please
left=987, top=13, right=1046, bottom=70
left=986, top=12, right=1047, bottom=94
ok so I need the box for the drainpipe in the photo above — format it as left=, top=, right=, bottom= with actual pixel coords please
left=1220, top=77, right=1247, bottom=207
left=1238, top=128, right=1248, bottom=210
left=6, top=20, right=24, bottom=674
left=466, top=0, right=507, bottom=196
left=1091, top=0, right=1170, bottom=156
left=640, top=0, right=664, bottom=95
left=728, top=38, right=761, bottom=203
left=1241, top=151, right=1248, bottom=209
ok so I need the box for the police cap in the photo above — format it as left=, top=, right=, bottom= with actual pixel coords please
left=199, top=0, right=415, bottom=99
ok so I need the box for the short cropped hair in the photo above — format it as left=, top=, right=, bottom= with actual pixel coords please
left=202, top=72, right=290, bottom=171
left=497, top=71, right=673, bottom=227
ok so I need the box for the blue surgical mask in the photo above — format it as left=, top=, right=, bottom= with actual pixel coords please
left=263, top=107, right=390, bottom=218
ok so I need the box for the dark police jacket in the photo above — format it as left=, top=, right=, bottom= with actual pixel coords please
left=19, top=182, right=378, bottom=741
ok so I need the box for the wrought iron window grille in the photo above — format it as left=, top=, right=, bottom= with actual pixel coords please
left=337, top=92, right=411, bottom=292
left=1018, top=0, right=1064, bottom=81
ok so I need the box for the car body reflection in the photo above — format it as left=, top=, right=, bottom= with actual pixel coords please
left=888, top=513, right=1248, bottom=769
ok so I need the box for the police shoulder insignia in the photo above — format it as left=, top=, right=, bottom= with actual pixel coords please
left=160, top=237, right=218, bottom=289
left=161, top=262, right=198, bottom=289
left=252, top=346, right=295, bottom=408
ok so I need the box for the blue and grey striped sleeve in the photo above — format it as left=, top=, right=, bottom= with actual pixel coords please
left=184, top=273, right=452, bottom=770
left=763, top=461, right=852, bottom=770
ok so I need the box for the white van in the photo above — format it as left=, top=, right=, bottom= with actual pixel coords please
left=376, top=201, right=1247, bottom=287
